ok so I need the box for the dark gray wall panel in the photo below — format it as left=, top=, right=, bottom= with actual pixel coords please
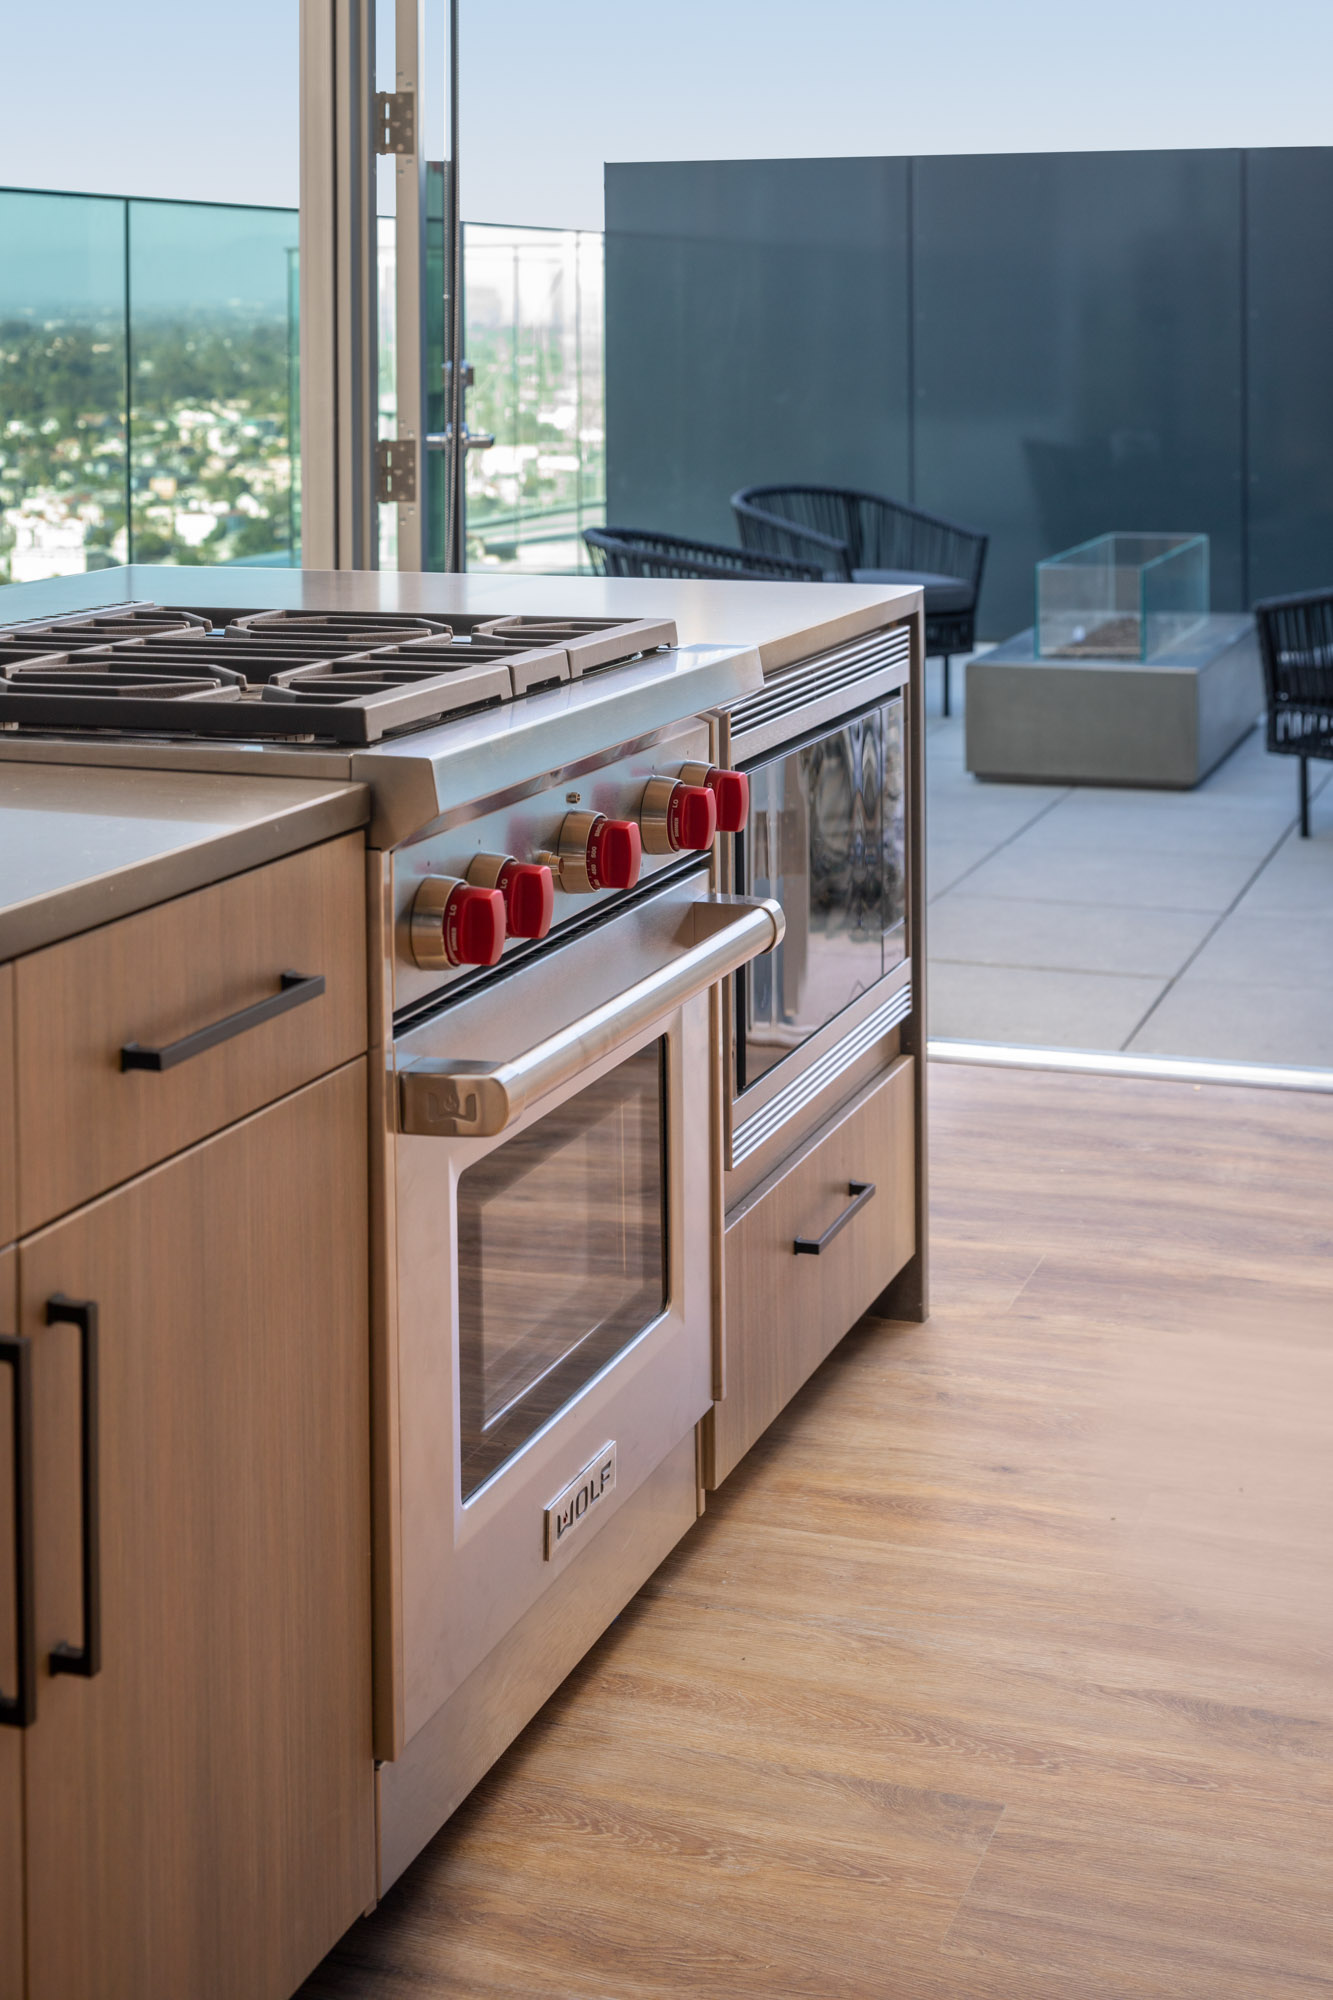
left=605, top=159, right=909, bottom=546
left=912, top=151, right=1246, bottom=636
left=1245, top=148, right=1333, bottom=601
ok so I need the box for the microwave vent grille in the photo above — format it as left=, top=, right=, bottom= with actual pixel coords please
left=728, top=623, right=910, bottom=738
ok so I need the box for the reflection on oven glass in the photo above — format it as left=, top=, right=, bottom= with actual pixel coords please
left=456, top=1040, right=667, bottom=1501
left=743, top=699, right=906, bottom=1088
left=883, top=699, right=907, bottom=974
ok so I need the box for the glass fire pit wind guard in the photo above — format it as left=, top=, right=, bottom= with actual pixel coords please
left=1036, top=533, right=1210, bottom=661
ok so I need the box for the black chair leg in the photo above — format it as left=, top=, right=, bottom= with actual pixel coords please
left=942, top=656, right=951, bottom=719
left=1299, top=757, right=1310, bottom=837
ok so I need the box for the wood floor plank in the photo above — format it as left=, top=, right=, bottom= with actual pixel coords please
left=301, top=1062, right=1333, bottom=1998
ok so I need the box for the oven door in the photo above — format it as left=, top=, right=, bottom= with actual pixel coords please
left=393, top=869, right=781, bottom=1737
left=729, top=694, right=909, bottom=1158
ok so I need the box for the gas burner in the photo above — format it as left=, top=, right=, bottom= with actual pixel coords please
left=0, top=602, right=677, bottom=745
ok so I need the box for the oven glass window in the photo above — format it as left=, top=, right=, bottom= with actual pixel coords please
left=739, top=698, right=906, bottom=1091
left=456, top=1040, right=668, bottom=1500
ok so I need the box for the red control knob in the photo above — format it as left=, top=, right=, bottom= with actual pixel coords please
left=498, top=859, right=554, bottom=940
left=704, top=766, right=749, bottom=834
left=410, top=875, right=506, bottom=969
left=587, top=816, right=642, bottom=890
left=667, top=782, right=718, bottom=852
left=442, top=883, right=505, bottom=966
left=679, top=762, right=749, bottom=834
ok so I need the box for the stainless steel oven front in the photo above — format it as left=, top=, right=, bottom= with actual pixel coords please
left=392, top=868, right=781, bottom=1741
left=719, top=620, right=914, bottom=1171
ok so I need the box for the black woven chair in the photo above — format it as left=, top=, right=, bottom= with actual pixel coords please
left=584, top=525, right=822, bottom=583
left=732, top=484, right=988, bottom=715
left=1254, top=587, right=1333, bottom=837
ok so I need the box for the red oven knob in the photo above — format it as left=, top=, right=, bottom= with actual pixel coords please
left=549, top=811, right=642, bottom=893
left=467, top=854, right=556, bottom=940
left=707, top=767, right=749, bottom=833
left=670, top=783, right=717, bottom=851
left=587, top=816, right=642, bottom=889
left=680, top=762, right=750, bottom=833
left=410, top=876, right=506, bottom=970
left=639, top=776, right=718, bottom=855
left=499, top=860, right=555, bottom=939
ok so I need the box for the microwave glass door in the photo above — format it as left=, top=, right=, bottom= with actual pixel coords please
left=738, top=698, right=906, bottom=1091
left=456, top=1039, right=668, bottom=1500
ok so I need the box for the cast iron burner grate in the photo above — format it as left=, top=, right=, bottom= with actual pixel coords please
left=0, top=602, right=677, bottom=745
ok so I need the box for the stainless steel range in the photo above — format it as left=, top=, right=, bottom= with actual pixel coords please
left=0, top=581, right=786, bottom=1887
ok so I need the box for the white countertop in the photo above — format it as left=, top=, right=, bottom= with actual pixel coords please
left=0, top=763, right=368, bottom=958
left=0, top=566, right=919, bottom=680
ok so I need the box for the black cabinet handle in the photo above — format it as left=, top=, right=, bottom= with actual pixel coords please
left=794, top=1180, right=877, bottom=1255
left=120, top=971, right=325, bottom=1072
left=46, top=1295, right=101, bottom=1681
left=0, top=1334, right=36, bottom=1729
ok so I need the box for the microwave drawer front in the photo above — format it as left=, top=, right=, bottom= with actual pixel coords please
left=16, top=834, right=366, bottom=1230
left=706, top=1055, right=915, bottom=1489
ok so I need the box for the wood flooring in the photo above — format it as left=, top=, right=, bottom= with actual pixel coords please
left=301, top=1061, right=1333, bottom=1999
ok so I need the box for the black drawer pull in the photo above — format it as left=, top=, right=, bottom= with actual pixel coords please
left=120, top=971, right=325, bottom=1072
left=0, top=1334, right=36, bottom=1729
left=794, top=1180, right=876, bottom=1255
left=46, top=1296, right=101, bottom=1682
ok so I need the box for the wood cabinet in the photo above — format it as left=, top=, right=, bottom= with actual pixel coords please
left=705, top=1057, right=916, bottom=1488
left=1, top=829, right=376, bottom=2000
left=0, top=967, right=15, bottom=1246
left=0, top=1245, right=22, bottom=2000
left=15, top=833, right=366, bottom=1233
left=15, top=1064, right=374, bottom=2000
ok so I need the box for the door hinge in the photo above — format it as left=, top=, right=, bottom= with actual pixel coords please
left=375, top=437, right=418, bottom=504
left=374, top=90, right=415, bottom=155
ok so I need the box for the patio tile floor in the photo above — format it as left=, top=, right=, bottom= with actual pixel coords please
left=923, top=652, right=1333, bottom=1066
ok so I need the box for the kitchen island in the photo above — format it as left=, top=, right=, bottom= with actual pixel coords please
left=0, top=566, right=924, bottom=2000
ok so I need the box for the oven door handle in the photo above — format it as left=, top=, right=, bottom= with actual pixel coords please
left=398, top=894, right=784, bottom=1138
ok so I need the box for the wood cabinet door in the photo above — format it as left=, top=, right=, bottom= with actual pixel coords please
left=0, top=1244, right=22, bottom=2000
left=19, top=1064, right=375, bottom=2000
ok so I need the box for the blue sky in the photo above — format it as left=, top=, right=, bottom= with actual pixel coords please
left=1, top=0, right=1330, bottom=229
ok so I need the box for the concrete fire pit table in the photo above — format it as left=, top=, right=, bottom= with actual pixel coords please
left=964, top=614, right=1263, bottom=789
left=966, top=529, right=1263, bottom=788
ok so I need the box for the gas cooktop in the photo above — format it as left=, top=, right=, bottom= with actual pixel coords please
left=0, top=603, right=677, bottom=746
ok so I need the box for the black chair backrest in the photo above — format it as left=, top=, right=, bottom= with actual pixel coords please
left=733, top=484, right=988, bottom=593
left=584, top=526, right=822, bottom=583
left=1254, top=589, right=1333, bottom=712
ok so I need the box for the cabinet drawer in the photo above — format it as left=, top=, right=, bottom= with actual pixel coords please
left=16, top=834, right=366, bottom=1231
left=706, top=1056, right=915, bottom=1488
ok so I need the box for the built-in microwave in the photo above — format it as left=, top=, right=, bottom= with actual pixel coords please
left=716, top=622, right=914, bottom=1173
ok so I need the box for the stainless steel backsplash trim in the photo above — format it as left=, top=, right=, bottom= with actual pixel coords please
left=730, top=977, right=913, bottom=1166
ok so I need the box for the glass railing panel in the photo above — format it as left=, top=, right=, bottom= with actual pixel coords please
left=127, top=199, right=299, bottom=568
left=0, top=188, right=127, bottom=586
left=463, top=222, right=604, bottom=573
